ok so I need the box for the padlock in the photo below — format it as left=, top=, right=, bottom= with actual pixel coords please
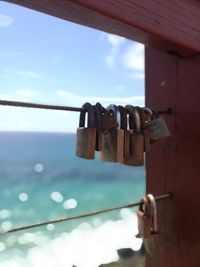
left=94, top=103, right=103, bottom=151
left=123, top=106, right=132, bottom=165
left=146, top=194, right=158, bottom=234
left=76, top=102, right=96, bottom=159
left=143, top=194, right=158, bottom=257
left=98, top=106, right=117, bottom=162
left=142, top=107, right=153, bottom=152
left=99, top=105, right=124, bottom=163
left=148, top=109, right=170, bottom=142
left=101, top=108, right=118, bottom=133
left=118, top=105, right=128, bottom=164
left=137, top=197, right=152, bottom=238
left=94, top=102, right=117, bottom=152
left=124, top=105, right=144, bottom=166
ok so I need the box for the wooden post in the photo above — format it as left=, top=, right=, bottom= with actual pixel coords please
left=145, top=48, right=200, bottom=267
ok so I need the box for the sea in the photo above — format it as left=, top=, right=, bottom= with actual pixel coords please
left=0, top=131, right=145, bottom=267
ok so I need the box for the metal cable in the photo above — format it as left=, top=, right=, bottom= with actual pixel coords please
left=0, top=99, right=172, bottom=115
left=0, top=193, right=171, bottom=235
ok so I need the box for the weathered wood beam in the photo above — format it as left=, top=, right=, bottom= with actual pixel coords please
left=145, top=47, right=200, bottom=267
left=3, top=0, right=200, bottom=56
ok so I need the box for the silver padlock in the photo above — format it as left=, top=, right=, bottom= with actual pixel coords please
left=148, top=109, right=170, bottom=142
left=143, top=194, right=158, bottom=257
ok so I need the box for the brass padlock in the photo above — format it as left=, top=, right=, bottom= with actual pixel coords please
left=76, top=102, right=96, bottom=159
left=94, top=103, right=103, bottom=152
left=137, top=197, right=152, bottom=239
left=124, top=105, right=144, bottom=166
left=148, top=109, right=170, bottom=142
left=99, top=105, right=124, bottom=163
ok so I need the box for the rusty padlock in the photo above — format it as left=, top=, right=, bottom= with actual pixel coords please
left=101, top=109, right=118, bottom=133
left=148, top=109, right=170, bottom=142
left=137, top=194, right=158, bottom=237
left=133, top=107, right=144, bottom=165
left=99, top=107, right=118, bottom=161
left=121, top=105, right=132, bottom=165
left=146, top=194, right=158, bottom=234
left=142, top=107, right=153, bottom=152
left=143, top=194, right=158, bottom=257
left=137, top=197, right=152, bottom=239
left=99, top=105, right=124, bottom=163
left=125, top=105, right=144, bottom=166
left=76, top=102, right=96, bottom=159
left=98, top=106, right=117, bottom=162
left=94, top=103, right=103, bottom=151
left=118, top=105, right=128, bottom=164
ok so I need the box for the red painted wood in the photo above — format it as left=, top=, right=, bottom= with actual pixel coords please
left=4, top=0, right=200, bottom=56
left=145, top=48, right=200, bottom=267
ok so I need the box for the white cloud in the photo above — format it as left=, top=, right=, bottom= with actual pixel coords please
left=127, top=73, right=145, bottom=80
left=57, top=90, right=144, bottom=106
left=0, top=106, right=78, bottom=132
left=107, top=34, right=125, bottom=46
left=122, top=43, right=144, bottom=71
left=0, top=89, right=40, bottom=102
left=0, top=89, right=144, bottom=132
left=14, top=70, right=40, bottom=80
left=105, top=34, right=144, bottom=80
left=1, top=68, right=40, bottom=80
left=105, top=34, right=125, bottom=69
left=0, top=14, right=14, bottom=27
left=16, top=89, right=37, bottom=98
left=105, top=53, right=116, bottom=69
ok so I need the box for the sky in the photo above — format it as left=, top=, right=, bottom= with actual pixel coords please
left=0, top=2, right=144, bottom=132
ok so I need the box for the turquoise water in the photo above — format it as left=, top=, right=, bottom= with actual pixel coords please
left=0, top=132, right=145, bottom=265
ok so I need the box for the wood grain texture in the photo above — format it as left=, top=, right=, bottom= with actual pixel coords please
left=145, top=48, right=200, bottom=266
left=4, top=0, right=200, bottom=56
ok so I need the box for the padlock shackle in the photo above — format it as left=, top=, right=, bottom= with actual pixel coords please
left=146, top=194, right=158, bottom=234
left=107, top=104, right=120, bottom=129
left=149, top=108, right=159, bottom=119
left=139, top=197, right=148, bottom=212
left=132, top=107, right=141, bottom=133
left=143, top=107, right=153, bottom=125
left=94, top=103, right=102, bottom=130
left=118, top=105, right=127, bottom=130
left=137, top=107, right=148, bottom=132
left=79, top=102, right=95, bottom=128
left=124, top=105, right=135, bottom=130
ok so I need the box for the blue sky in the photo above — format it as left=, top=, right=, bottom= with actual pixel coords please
left=0, top=2, right=144, bottom=132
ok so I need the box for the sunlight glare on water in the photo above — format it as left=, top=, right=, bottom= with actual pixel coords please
left=63, top=198, right=77, bottom=209
left=50, top=192, right=64, bottom=203
left=34, top=163, right=44, bottom=173
left=18, top=193, right=29, bottom=202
